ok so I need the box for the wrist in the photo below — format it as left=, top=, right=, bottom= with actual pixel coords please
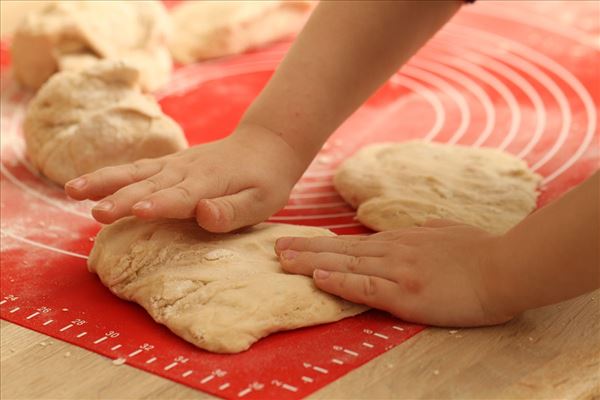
left=482, top=232, right=527, bottom=320
left=231, top=120, right=311, bottom=185
left=486, top=223, right=560, bottom=319
left=239, top=94, right=331, bottom=162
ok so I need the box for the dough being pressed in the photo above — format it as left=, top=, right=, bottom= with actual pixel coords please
left=88, top=217, right=366, bottom=353
left=334, top=141, right=542, bottom=234
left=24, top=61, right=187, bottom=186
left=11, top=0, right=172, bottom=92
left=168, top=0, right=314, bottom=64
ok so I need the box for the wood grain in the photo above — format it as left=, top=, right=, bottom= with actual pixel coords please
left=2, top=290, right=599, bottom=399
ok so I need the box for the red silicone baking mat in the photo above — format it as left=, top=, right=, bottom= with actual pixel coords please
left=1, top=1, right=598, bottom=399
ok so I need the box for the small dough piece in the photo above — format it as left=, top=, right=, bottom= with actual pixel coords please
left=334, top=141, right=541, bottom=234
left=88, top=218, right=367, bottom=353
left=11, top=0, right=172, bottom=91
left=169, top=0, right=314, bottom=64
left=24, top=61, right=187, bottom=186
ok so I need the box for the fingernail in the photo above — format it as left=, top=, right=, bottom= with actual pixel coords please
left=281, top=250, right=298, bottom=260
left=276, top=237, right=293, bottom=250
left=314, top=269, right=331, bottom=280
left=133, top=200, right=152, bottom=211
left=66, top=177, right=87, bottom=190
left=204, top=200, right=221, bottom=221
left=94, top=200, right=114, bottom=212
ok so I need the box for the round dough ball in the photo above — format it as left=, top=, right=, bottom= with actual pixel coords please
left=24, top=61, right=187, bottom=186
left=11, top=0, right=172, bottom=92
left=333, top=141, right=542, bottom=234
left=168, top=0, right=313, bottom=64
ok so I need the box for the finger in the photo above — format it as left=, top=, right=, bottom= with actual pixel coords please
left=195, top=188, right=270, bottom=233
left=132, top=179, right=203, bottom=219
left=65, top=159, right=162, bottom=200
left=92, top=171, right=181, bottom=223
left=422, top=219, right=463, bottom=228
left=275, top=236, right=387, bottom=257
left=313, top=269, right=398, bottom=311
left=279, top=250, right=397, bottom=280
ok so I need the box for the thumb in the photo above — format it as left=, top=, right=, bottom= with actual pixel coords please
left=195, top=188, right=273, bottom=233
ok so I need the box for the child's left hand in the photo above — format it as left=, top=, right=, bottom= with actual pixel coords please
left=275, top=220, right=515, bottom=327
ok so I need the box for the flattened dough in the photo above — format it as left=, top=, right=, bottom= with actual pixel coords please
left=334, top=141, right=541, bottom=234
left=88, top=218, right=366, bottom=353
left=24, top=61, right=187, bottom=186
left=169, top=0, right=313, bottom=64
left=11, top=0, right=172, bottom=91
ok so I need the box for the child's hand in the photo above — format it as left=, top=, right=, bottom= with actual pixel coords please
left=276, top=220, right=515, bottom=327
left=65, top=124, right=305, bottom=232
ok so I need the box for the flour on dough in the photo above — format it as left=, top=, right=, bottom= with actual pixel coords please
left=334, top=141, right=541, bottom=234
left=88, top=218, right=367, bottom=353
left=168, top=0, right=314, bottom=64
left=11, top=0, right=172, bottom=91
left=24, top=61, right=187, bottom=186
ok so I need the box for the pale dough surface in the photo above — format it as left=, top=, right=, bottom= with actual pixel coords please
left=11, top=0, right=172, bottom=92
left=24, top=61, right=187, bottom=186
left=88, top=217, right=366, bottom=353
left=0, top=1, right=51, bottom=37
left=334, top=141, right=541, bottom=234
left=168, top=0, right=313, bottom=64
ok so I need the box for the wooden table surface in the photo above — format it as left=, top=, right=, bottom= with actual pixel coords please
left=2, top=290, right=599, bottom=399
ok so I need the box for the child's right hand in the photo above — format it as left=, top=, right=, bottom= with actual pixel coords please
left=65, top=123, right=305, bottom=232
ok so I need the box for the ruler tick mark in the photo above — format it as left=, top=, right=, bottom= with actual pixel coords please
left=182, top=370, right=193, bottom=378
left=238, top=387, right=252, bottom=397
left=374, top=332, right=389, bottom=340
left=42, top=320, right=54, bottom=326
left=200, top=375, right=214, bottom=384
left=128, top=349, right=142, bottom=358
left=26, top=311, right=40, bottom=319
left=218, top=382, right=230, bottom=391
left=110, top=344, right=121, bottom=351
left=9, top=307, right=20, bottom=313
left=0, top=300, right=6, bottom=305
left=93, top=336, right=108, bottom=344
left=164, top=362, right=178, bottom=371
left=76, top=332, right=87, bottom=338
left=59, top=324, right=73, bottom=332
left=282, top=383, right=298, bottom=392
left=302, top=376, right=314, bottom=383
left=343, top=349, right=359, bottom=357
left=332, top=358, right=344, bottom=365
left=392, top=325, right=405, bottom=331
left=362, top=342, right=374, bottom=348
left=313, top=366, right=328, bottom=374
left=146, top=357, right=157, bottom=364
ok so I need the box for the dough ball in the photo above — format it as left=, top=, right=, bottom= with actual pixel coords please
left=168, top=0, right=314, bottom=64
left=88, top=217, right=367, bottom=353
left=24, top=61, right=187, bottom=186
left=11, top=0, right=172, bottom=92
left=334, top=141, right=542, bottom=234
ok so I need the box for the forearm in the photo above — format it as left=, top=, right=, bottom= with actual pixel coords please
left=240, top=0, right=462, bottom=174
left=494, top=171, right=600, bottom=314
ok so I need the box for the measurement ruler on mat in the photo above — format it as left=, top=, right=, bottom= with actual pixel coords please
left=1, top=291, right=422, bottom=399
